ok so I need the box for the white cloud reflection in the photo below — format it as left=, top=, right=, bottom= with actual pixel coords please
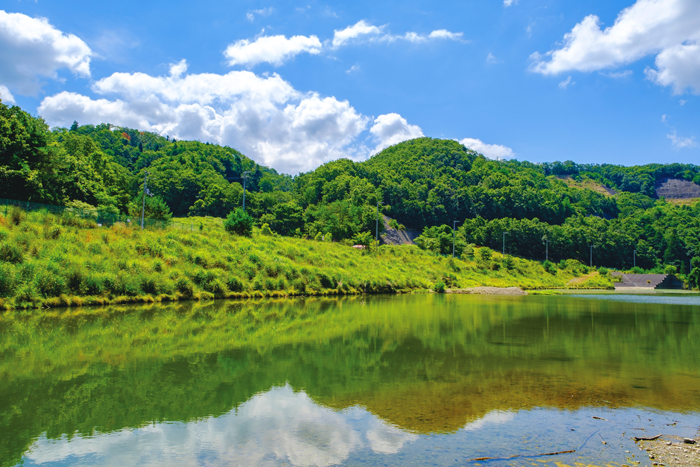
left=24, top=384, right=417, bottom=466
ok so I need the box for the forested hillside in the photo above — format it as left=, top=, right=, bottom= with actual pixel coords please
left=2, top=99, right=700, bottom=275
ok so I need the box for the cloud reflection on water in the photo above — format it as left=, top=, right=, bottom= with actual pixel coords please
left=24, top=384, right=416, bottom=466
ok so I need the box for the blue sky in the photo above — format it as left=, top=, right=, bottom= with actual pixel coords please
left=0, top=0, right=698, bottom=174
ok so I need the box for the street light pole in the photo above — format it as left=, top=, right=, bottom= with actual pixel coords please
left=452, top=221, right=460, bottom=257
left=589, top=245, right=594, bottom=267
left=140, top=171, right=149, bottom=230
left=241, top=171, right=251, bottom=211
left=375, top=199, right=383, bottom=244
left=633, top=249, right=636, bottom=268
left=503, top=231, right=509, bottom=256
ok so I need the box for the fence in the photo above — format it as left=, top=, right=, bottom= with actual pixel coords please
left=0, top=198, right=203, bottom=232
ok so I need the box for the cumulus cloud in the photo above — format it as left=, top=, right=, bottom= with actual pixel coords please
left=645, top=42, right=700, bottom=94
left=504, top=0, right=519, bottom=6
left=667, top=131, right=698, bottom=149
left=529, top=0, right=700, bottom=94
left=369, top=113, right=424, bottom=154
left=0, top=85, right=15, bottom=104
left=332, top=20, right=464, bottom=47
left=0, top=10, right=92, bottom=95
left=332, top=20, right=385, bottom=48
left=39, top=61, right=369, bottom=174
left=459, top=137, right=514, bottom=160
left=224, top=34, right=322, bottom=67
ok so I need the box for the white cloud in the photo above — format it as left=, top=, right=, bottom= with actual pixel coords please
left=246, top=7, right=274, bottom=22
left=332, top=20, right=385, bottom=48
left=558, top=76, right=574, bottom=88
left=346, top=64, right=360, bottom=73
left=459, top=137, right=514, bottom=160
left=504, top=0, right=519, bottom=7
left=529, top=0, right=700, bottom=94
left=667, top=131, right=698, bottom=149
left=246, top=13, right=254, bottom=21
left=486, top=53, right=502, bottom=64
left=462, top=411, right=515, bottom=431
left=662, top=114, right=668, bottom=122
left=0, top=10, right=92, bottom=95
left=603, top=70, right=633, bottom=79
left=369, top=113, right=424, bottom=154
left=332, top=21, right=464, bottom=47
left=645, top=42, right=700, bottom=94
left=39, top=61, right=369, bottom=174
left=224, top=34, right=322, bottom=67
left=0, top=85, right=15, bottom=104
left=680, top=99, right=687, bottom=105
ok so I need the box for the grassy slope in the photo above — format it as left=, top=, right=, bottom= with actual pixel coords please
left=0, top=210, right=612, bottom=310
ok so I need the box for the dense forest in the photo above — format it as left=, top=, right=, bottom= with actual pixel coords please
left=2, top=99, right=700, bottom=274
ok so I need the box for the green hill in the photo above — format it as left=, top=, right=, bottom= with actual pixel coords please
left=2, top=100, right=700, bottom=278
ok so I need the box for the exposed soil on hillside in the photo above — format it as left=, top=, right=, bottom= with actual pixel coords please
left=656, top=178, right=700, bottom=199
left=559, top=176, right=617, bottom=196
left=380, top=215, right=420, bottom=246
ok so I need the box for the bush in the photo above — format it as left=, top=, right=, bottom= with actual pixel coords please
left=0, top=264, right=16, bottom=297
left=0, top=243, right=23, bottom=264
left=35, top=270, right=67, bottom=297
left=434, top=281, right=446, bottom=293
left=226, top=276, right=244, bottom=292
left=664, top=265, right=677, bottom=275
left=503, top=255, right=515, bottom=270
left=260, top=223, right=274, bottom=236
left=630, top=266, right=644, bottom=274
left=543, top=260, right=557, bottom=274
left=10, top=207, right=24, bottom=226
left=175, top=278, right=194, bottom=297
left=478, top=248, right=492, bottom=261
left=598, top=267, right=609, bottom=276
left=224, top=208, right=254, bottom=237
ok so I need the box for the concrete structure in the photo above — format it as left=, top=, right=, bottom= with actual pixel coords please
left=612, top=273, right=685, bottom=290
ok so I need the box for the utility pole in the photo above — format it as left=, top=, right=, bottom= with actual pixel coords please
left=633, top=249, right=636, bottom=268
left=241, top=171, right=251, bottom=211
left=545, top=239, right=549, bottom=262
left=140, top=171, right=149, bottom=230
left=452, top=221, right=460, bottom=258
left=375, top=199, right=383, bottom=243
left=503, top=231, right=509, bottom=256
left=589, top=245, right=594, bottom=267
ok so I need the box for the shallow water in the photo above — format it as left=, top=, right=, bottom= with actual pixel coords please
left=1, top=294, right=699, bottom=466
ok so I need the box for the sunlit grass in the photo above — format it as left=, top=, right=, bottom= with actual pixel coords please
left=0, top=208, right=613, bottom=310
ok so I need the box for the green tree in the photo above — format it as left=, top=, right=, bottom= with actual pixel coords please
left=224, top=208, right=254, bottom=237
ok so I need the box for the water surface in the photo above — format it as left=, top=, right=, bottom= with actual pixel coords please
left=1, top=294, right=699, bottom=466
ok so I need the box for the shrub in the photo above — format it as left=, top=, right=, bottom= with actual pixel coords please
left=139, top=276, right=159, bottom=295
left=204, top=279, right=226, bottom=296
left=0, top=243, right=23, bottom=264
left=630, top=266, right=644, bottom=274
left=664, top=265, right=677, bottom=275
left=503, top=255, right=515, bottom=270
left=598, top=267, right=609, bottom=276
left=224, top=209, right=254, bottom=237
left=226, top=276, right=244, bottom=292
left=66, top=269, right=85, bottom=294
left=175, top=278, right=194, bottom=297
left=260, top=223, right=274, bottom=236
left=84, top=274, right=104, bottom=295
left=35, top=270, right=67, bottom=297
left=543, top=260, right=557, bottom=274
left=434, top=281, right=446, bottom=293
left=389, top=219, right=400, bottom=230
left=10, top=207, right=24, bottom=226
left=0, top=264, right=16, bottom=297
left=477, top=248, right=492, bottom=261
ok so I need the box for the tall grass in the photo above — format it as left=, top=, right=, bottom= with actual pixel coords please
left=0, top=209, right=612, bottom=310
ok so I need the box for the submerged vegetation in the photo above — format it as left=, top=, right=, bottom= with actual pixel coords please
left=0, top=207, right=612, bottom=310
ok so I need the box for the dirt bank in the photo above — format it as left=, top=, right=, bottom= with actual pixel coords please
left=446, top=287, right=527, bottom=296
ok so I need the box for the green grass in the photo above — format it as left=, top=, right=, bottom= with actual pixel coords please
left=0, top=208, right=613, bottom=310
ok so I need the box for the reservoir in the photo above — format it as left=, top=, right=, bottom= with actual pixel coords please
left=1, top=294, right=699, bottom=466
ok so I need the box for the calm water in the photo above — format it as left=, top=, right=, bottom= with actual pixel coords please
left=1, top=294, right=699, bottom=466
